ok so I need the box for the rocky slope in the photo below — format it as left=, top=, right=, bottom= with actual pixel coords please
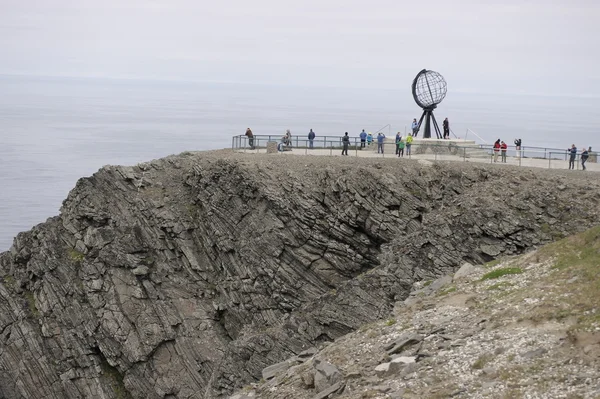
left=0, top=151, right=599, bottom=399
left=238, top=226, right=600, bottom=399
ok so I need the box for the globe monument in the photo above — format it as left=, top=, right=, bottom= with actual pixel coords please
left=411, top=69, right=447, bottom=139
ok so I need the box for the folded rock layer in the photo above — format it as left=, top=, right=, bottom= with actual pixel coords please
left=1, top=151, right=598, bottom=398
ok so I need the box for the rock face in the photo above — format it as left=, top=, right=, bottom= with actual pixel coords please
left=0, top=151, right=599, bottom=399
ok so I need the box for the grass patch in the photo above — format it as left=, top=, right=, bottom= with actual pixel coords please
left=68, top=248, right=85, bottom=263
left=100, top=358, right=132, bottom=399
left=385, top=318, right=397, bottom=326
left=471, top=353, right=493, bottom=370
left=481, top=267, right=523, bottom=281
left=522, top=226, right=600, bottom=331
left=422, top=280, right=432, bottom=287
left=2, top=275, right=15, bottom=289
left=23, top=291, right=39, bottom=317
left=439, top=286, right=457, bottom=296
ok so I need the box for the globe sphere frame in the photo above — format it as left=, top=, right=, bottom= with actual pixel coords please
left=411, top=69, right=447, bottom=139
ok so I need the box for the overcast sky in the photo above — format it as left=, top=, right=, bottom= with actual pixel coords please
left=1, top=0, right=599, bottom=95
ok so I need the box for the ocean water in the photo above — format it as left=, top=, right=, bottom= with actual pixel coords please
left=1, top=75, right=599, bottom=251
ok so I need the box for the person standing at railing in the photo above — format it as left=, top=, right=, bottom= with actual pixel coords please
left=443, top=118, right=450, bottom=139
left=367, top=132, right=373, bottom=146
left=397, top=136, right=405, bottom=157
left=308, top=129, right=316, bottom=149
left=514, top=138, right=522, bottom=158
left=360, top=130, right=367, bottom=148
left=395, top=132, right=402, bottom=155
left=377, top=132, right=385, bottom=154
left=581, top=147, right=589, bottom=170
left=568, top=144, right=577, bottom=169
left=245, top=128, right=255, bottom=150
left=342, top=132, right=350, bottom=156
left=500, top=141, right=508, bottom=163
left=285, top=129, right=292, bottom=147
left=411, top=119, right=419, bottom=137
left=493, top=139, right=501, bottom=162
left=405, top=134, right=413, bottom=156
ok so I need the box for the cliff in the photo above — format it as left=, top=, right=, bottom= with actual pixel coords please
left=0, top=151, right=599, bottom=399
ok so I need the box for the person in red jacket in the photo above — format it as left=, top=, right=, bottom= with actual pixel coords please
left=493, top=139, right=501, bottom=163
left=500, top=141, right=508, bottom=163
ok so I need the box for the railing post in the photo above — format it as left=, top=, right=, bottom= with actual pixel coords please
left=548, top=156, right=551, bottom=169
left=329, top=142, right=332, bottom=156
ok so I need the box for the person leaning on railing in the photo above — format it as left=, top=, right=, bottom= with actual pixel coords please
left=245, top=128, right=255, bottom=150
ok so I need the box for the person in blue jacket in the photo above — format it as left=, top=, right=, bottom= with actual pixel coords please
left=377, top=132, right=386, bottom=154
left=568, top=144, right=577, bottom=170
left=359, top=129, right=367, bottom=149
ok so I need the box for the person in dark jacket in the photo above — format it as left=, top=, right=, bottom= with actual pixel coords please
left=395, top=132, right=402, bottom=155
left=568, top=144, right=577, bottom=170
left=514, top=138, right=522, bottom=158
left=581, top=147, right=589, bottom=170
left=342, top=132, right=350, bottom=156
left=245, top=128, right=254, bottom=149
left=443, top=118, right=450, bottom=139
left=308, top=129, right=316, bottom=149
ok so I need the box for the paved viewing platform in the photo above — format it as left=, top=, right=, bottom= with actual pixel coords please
left=233, top=137, right=599, bottom=172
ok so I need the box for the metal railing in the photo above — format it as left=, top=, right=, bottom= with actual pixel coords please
left=232, top=135, right=598, bottom=171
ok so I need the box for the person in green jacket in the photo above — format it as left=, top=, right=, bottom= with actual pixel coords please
left=397, top=136, right=405, bottom=157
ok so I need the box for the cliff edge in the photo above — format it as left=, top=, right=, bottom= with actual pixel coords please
left=1, top=151, right=599, bottom=398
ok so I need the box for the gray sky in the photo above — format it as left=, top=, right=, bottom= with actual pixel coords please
left=1, top=0, right=599, bottom=95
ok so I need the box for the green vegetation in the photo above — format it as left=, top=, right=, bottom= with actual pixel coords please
left=100, top=359, right=132, bottom=399
left=534, top=225, right=600, bottom=331
left=68, top=248, right=85, bottom=263
left=439, top=286, right=457, bottom=295
left=24, top=291, right=39, bottom=317
left=385, top=318, right=397, bottom=326
left=471, top=353, right=493, bottom=370
left=481, top=267, right=523, bottom=281
left=422, top=280, right=432, bottom=287
left=2, top=275, right=15, bottom=288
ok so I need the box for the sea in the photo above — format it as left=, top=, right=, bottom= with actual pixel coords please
left=1, top=74, right=599, bottom=251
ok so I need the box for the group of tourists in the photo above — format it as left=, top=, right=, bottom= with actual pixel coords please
left=492, top=139, right=509, bottom=163
left=568, top=144, right=591, bottom=170
left=411, top=117, right=451, bottom=139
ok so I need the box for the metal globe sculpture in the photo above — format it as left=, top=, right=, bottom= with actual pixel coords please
left=411, top=69, right=447, bottom=139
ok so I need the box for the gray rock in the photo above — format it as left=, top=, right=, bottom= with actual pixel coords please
left=298, top=347, right=318, bottom=359
left=262, top=357, right=301, bottom=380
left=313, top=359, right=343, bottom=393
left=385, top=333, right=423, bottom=355
left=521, top=348, right=548, bottom=359
left=453, top=262, right=478, bottom=281
left=311, top=381, right=345, bottom=399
